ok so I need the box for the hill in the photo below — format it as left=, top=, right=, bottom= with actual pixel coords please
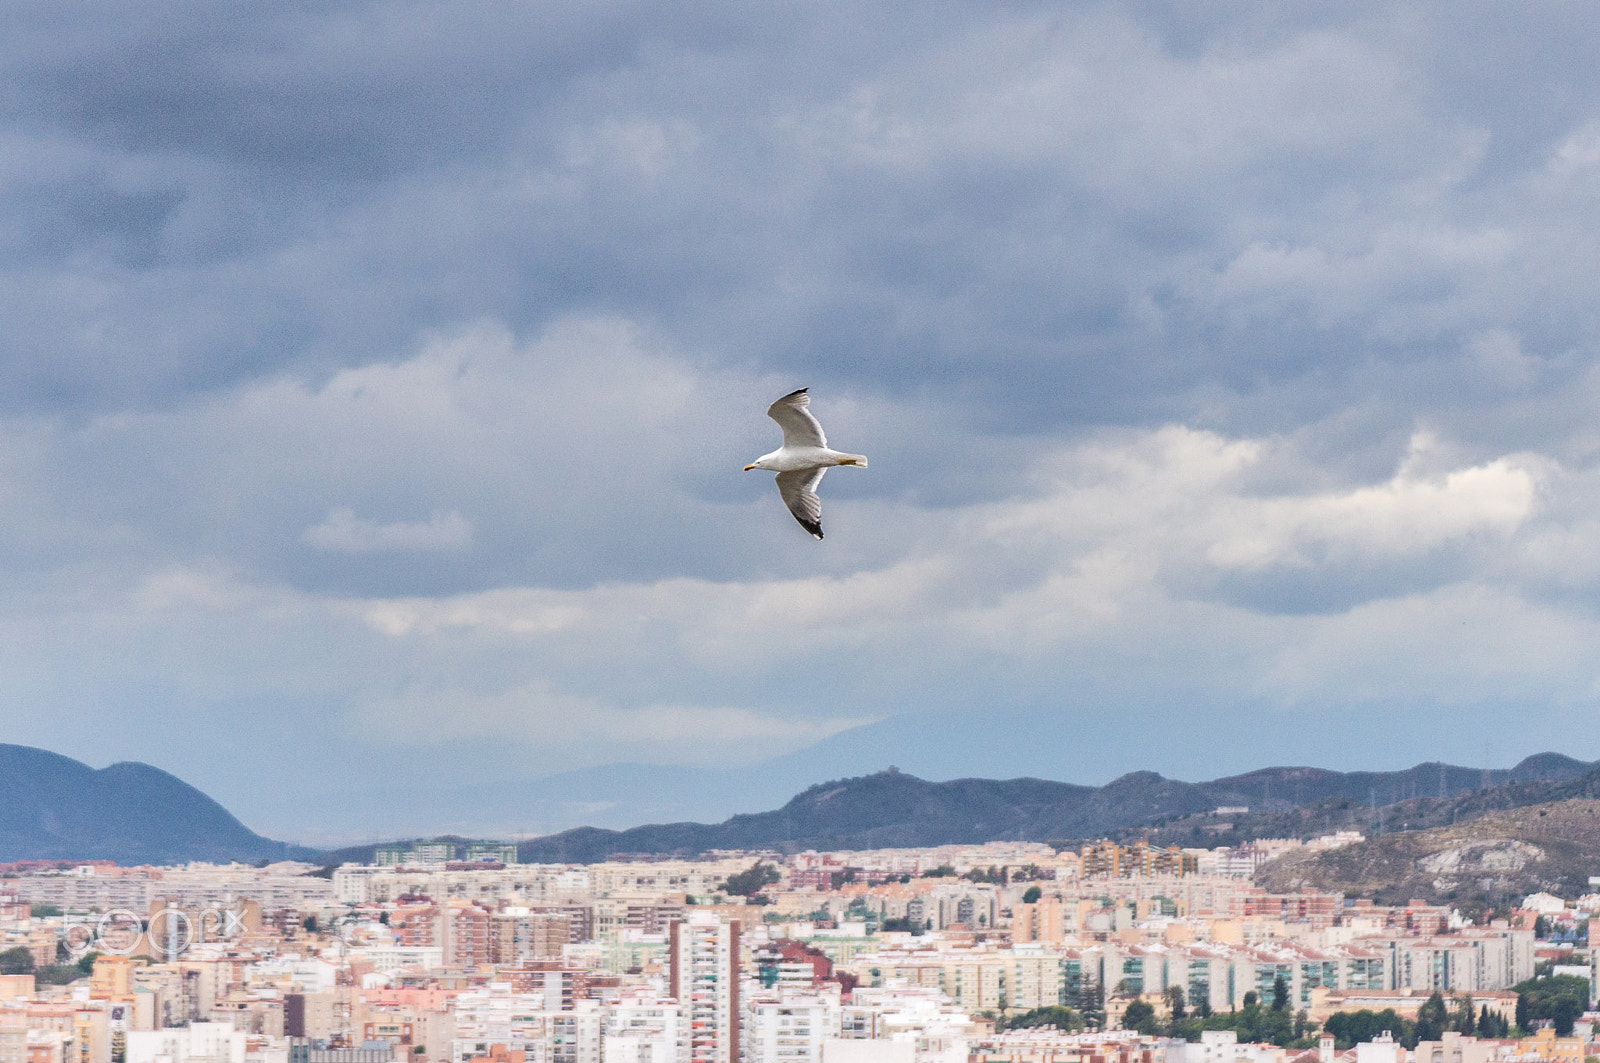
left=10, top=740, right=1584, bottom=870
left=1113, top=759, right=1600, bottom=850
left=0, top=744, right=316, bottom=865
left=1256, top=796, right=1600, bottom=903
left=505, top=753, right=1593, bottom=863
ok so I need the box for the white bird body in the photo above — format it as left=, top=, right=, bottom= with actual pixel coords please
left=745, top=388, right=867, bottom=539
left=748, top=445, right=862, bottom=473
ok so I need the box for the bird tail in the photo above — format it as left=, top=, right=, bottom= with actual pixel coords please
left=839, top=453, right=869, bottom=467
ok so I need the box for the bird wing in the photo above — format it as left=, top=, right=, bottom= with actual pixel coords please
left=766, top=387, right=827, bottom=448
left=775, top=467, right=827, bottom=539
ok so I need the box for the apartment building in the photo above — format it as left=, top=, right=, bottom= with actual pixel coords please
left=667, top=915, right=740, bottom=1063
left=744, top=986, right=842, bottom=1063
left=601, top=990, right=686, bottom=1063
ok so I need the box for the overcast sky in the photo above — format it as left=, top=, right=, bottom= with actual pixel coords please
left=4, top=0, right=1600, bottom=845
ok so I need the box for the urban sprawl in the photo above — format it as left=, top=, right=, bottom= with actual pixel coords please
left=0, top=834, right=1594, bottom=1063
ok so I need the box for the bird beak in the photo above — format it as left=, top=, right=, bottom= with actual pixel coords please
left=743, top=464, right=756, bottom=471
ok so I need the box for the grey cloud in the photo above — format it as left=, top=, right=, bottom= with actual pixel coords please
left=3, top=1, right=1600, bottom=835
left=7, top=1, right=1594, bottom=424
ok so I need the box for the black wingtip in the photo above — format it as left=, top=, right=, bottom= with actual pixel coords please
left=780, top=386, right=809, bottom=399
left=800, top=519, right=823, bottom=539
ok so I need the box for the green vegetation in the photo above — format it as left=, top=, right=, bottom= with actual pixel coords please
left=1022, top=885, right=1043, bottom=904
left=1324, top=1009, right=1412, bottom=1049
left=1414, top=992, right=1449, bottom=1043
left=0, top=947, right=35, bottom=975
left=921, top=865, right=956, bottom=878
left=1113, top=986, right=1312, bottom=1048
left=33, top=965, right=85, bottom=986
left=30, top=904, right=62, bottom=918
left=1320, top=994, right=1509, bottom=1050
left=1122, top=1000, right=1158, bottom=1034
left=1514, top=974, right=1590, bottom=1037
left=722, top=862, right=781, bottom=897
left=1165, top=986, right=1187, bottom=1021
left=1000, top=1006, right=1084, bottom=1033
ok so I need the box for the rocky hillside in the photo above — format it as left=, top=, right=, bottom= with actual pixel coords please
left=1255, top=798, right=1600, bottom=903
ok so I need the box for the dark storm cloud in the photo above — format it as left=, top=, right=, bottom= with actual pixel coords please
left=4, top=1, right=1600, bottom=836
left=6, top=0, right=1587, bottom=419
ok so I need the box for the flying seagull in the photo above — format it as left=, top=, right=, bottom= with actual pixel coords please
left=744, top=388, right=868, bottom=539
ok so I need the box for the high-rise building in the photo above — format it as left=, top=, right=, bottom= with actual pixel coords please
left=443, top=901, right=493, bottom=967
left=492, top=909, right=576, bottom=964
left=667, top=914, right=740, bottom=1063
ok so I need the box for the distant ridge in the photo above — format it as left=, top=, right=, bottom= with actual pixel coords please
left=6, top=740, right=1592, bottom=869
left=333, top=751, right=1593, bottom=865
left=0, top=744, right=317, bottom=865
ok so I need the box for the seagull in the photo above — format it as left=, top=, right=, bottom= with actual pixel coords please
left=744, top=388, right=868, bottom=539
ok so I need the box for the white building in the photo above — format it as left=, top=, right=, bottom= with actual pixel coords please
left=450, top=987, right=603, bottom=1063
left=744, top=987, right=842, bottom=1063
left=1164, top=1031, right=1287, bottom=1063
left=346, top=947, right=444, bottom=973
left=126, top=1023, right=246, bottom=1063
left=602, top=990, right=687, bottom=1063
left=668, top=915, right=741, bottom=1063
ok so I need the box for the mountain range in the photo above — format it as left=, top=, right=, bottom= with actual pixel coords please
left=328, top=753, right=1596, bottom=864
left=5, top=740, right=1598, bottom=872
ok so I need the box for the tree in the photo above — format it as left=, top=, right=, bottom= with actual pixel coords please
left=1123, top=1000, right=1158, bottom=1035
left=303, top=915, right=318, bottom=933
left=1272, top=977, right=1290, bottom=1012
left=1324, top=1009, right=1413, bottom=1050
left=1415, top=992, right=1449, bottom=1043
left=0, top=947, right=35, bottom=975
left=1551, top=997, right=1583, bottom=1038
left=879, top=917, right=923, bottom=935
left=723, top=862, right=781, bottom=897
left=1022, top=886, right=1043, bottom=904
left=1513, top=975, right=1590, bottom=1036
left=1452, top=996, right=1476, bottom=1036
left=1242, top=991, right=1258, bottom=1008
left=30, top=904, right=62, bottom=918
left=1004, top=1006, right=1084, bottom=1033
left=1081, top=978, right=1106, bottom=1030
left=1166, top=985, right=1187, bottom=1021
